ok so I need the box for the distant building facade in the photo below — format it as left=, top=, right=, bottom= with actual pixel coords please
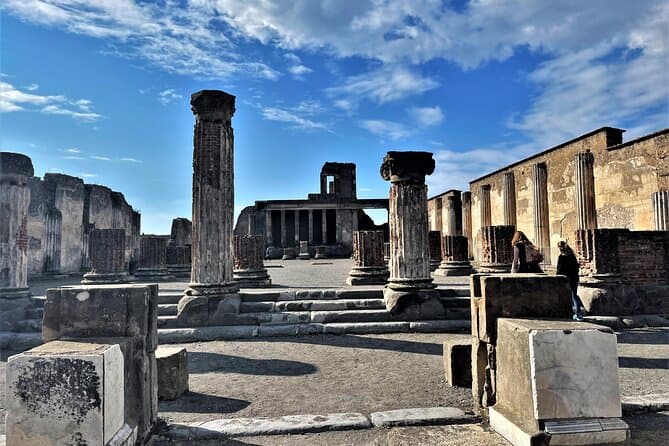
left=235, top=162, right=388, bottom=257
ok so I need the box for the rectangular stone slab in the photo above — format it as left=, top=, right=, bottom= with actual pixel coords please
left=6, top=340, right=124, bottom=446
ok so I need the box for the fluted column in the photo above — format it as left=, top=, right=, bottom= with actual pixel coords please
left=462, top=192, right=473, bottom=259
left=532, top=163, right=551, bottom=263
left=136, top=235, right=174, bottom=281
left=380, top=151, right=438, bottom=314
left=502, top=172, right=517, bottom=227
left=294, top=209, right=300, bottom=246
left=280, top=210, right=287, bottom=248
left=480, top=185, right=492, bottom=227
left=346, top=230, right=389, bottom=285
left=185, top=90, right=239, bottom=296
left=82, top=229, right=129, bottom=283
left=321, top=209, right=327, bottom=244
left=167, top=217, right=192, bottom=277
left=434, top=235, right=473, bottom=276
left=574, top=152, right=597, bottom=230
left=653, top=190, right=669, bottom=230
left=308, top=209, right=314, bottom=243
left=233, top=235, right=271, bottom=288
left=478, top=225, right=515, bottom=272
left=428, top=230, right=442, bottom=271
left=265, top=210, right=273, bottom=245
left=0, top=152, right=33, bottom=299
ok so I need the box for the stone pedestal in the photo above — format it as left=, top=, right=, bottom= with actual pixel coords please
left=282, top=247, right=297, bottom=260
left=233, top=235, right=271, bottom=288
left=428, top=230, right=442, bottom=271
left=180, top=90, right=240, bottom=324
left=82, top=228, right=129, bottom=284
left=314, top=245, right=328, bottom=259
left=156, top=346, right=189, bottom=401
left=380, top=151, right=438, bottom=315
left=478, top=225, right=515, bottom=272
left=135, top=235, right=174, bottom=281
left=490, top=318, right=628, bottom=446
left=346, top=230, right=389, bottom=285
left=435, top=235, right=474, bottom=276
left=298, top=240, right=311, bottom=260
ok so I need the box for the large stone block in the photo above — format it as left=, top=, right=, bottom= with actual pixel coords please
left=470, top=273, right=572, bottom=343
left=443, top=338, right=472, bottom=387
left=491, top=318, right=628, bottom=446
left=6, top=341, right=124, bottom=446
left=156, top=346, right=189, bottom=401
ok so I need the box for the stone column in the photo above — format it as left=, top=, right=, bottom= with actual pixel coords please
left=233, top=235, right=271, bottom=288
left=183, top=90, right=239, bottom=300
left=435, top=198, right=443, bottom=234
left=265, top=210, right=273, bottom=245
left=462, top=191, right=473, bottom=259
left=653, top=190, right=669, bottom=231
left=502, top=172, right=517, bottom=227
left=82, top=229, right=129, bottom=284
left=280, top=209, right=287, bottom=248
left=0, top=152, right=33, bottom=301
left=136, top=235, right=174, bottom=281
left=346, top=230, right=389, bottom=285
left=479, top=225, right=515, bottom=272
left=314, top=245, right=327, bottom=259
left=574, top=152, right=597, bottom=230
left=435, top=235, right=473, bottom=276
left=428, top=230, right=442, bottom=271
left=308, top=209, right=314, bottom=243
left=383, top=242, right=390, bottom=265
left=532, top=163, right=551, bottom=263
left=322, top=209, right=327, bottom=244
left=480, top=185, right=492, bottom=228
left=298, top=240, right=310, bottom=260
left=166, top=217, right=192, bottom=278
left=380, top=151, right=439, bottom=315
left=294, top=209, right=300, bottom=246
left=43, top=207, right=62, bottom=275
left=442, top=192, right=462, bottom=236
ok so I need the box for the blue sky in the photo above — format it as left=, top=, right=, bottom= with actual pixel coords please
left=1, top=0, right=667, bottom=234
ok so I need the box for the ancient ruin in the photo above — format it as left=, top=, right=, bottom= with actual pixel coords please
left=346, top=230, right=389, bottom=285
left=81, top=228, right=130, bottom=284
left=135, top=235, right=174, bottom=281
left=233, top=234, right=271, bottom=288
left=166, top=218, right=192, bottom=278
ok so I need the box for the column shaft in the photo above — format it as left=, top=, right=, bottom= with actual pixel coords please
left=281, top=210, right=287, bottom=247
left=532, top=163, right=551, bottom=262
left=265, top=210, right=273, bottom=245
left=574, top=152, right=597, bottom=230
left=322, top=209, right=327, bottom=244
left=308, top=209, right=314, bottom=243
left=462, top=192, right=473, bottom=259
left=502, top=172, right=517, bottom=227
left=346, top=230, right=388, bottom=285
left=233, top=234, right=271, bottom=287
left=653, top=190, right=669, bottom=231
left=83, top=228, right=128, bottom=283
left=480, top=185, right=492, bottom=227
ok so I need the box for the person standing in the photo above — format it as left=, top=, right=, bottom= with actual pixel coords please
left=511, top=230, right=544, bottom=273
left=557, top=241, right=583, bottom=320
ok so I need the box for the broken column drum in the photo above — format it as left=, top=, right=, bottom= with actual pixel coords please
left=314, top=245, right=328, bottom=259
left=298, top=240, right=311, bottom=260
left=346, top=230, right=389, bottom=285
left=135, top=235, right=174, bottom=281
left=380, top=151, right=438, bottom=314
left=435, top=235, right=474, bottom=276
left=233, top=234, right=271, bottom=288
left=0, top=152, right=33, bottom=300
left=428, top=230, right=442, bottom=271
left=184, top=90, right=240, bottom=299
left=82, top=228, right=129, bottom=284
left=479, top=225, right=515, bottom=273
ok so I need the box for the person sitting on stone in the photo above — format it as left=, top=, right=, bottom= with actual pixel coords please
left=511, top=230, right=544, bottom=273
left=557, top=240, right=584, bottom=321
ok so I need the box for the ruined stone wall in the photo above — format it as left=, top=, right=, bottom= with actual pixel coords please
left=468, top=127, right=667, bottom=264
left=44, top=173, right=85, bottom=273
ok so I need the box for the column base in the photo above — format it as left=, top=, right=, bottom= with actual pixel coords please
left=383, top=279, right=440, bottom=316
left=167, top=264, right=191, bottom=278
left=478, top=263, right=511, bottom=273
left=178, top=282, right=241, bottom=327
left=81, top=272, right=131, bottom=284
left=233, top=269, right=272, bottom=288
left=434, top=261, right=474, bottom=277
left=0, top=287, right=31, bottom=300
left=282, top=248, right=297, bottom=260
left=134, top=268, right=176, bottom=281
left=346, top=267, right=389, bottom=286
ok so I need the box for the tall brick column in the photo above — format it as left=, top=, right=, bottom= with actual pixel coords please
left=233, top=235, right=271, bottom=288
left=136, top=235, right=174, bottom=281
left=653, top=190, right=669, bottom=231
left=435, top=235, right=473, bottom=276
left=428, top=230, right=442, bottom=271
left=178, top=90, right=240, bottom=326
left=82, top=228, right=129, bottom=284
left=574, top=152, right=597, bottom=229
left=462, top=191, right=473, bottom=259
left=346, top=230, right=389, bottom=285
left=502, top=172, right=517, bottom=227
left=380, top=151, right=439, bottom=314
left=479, top=225, right=515, bottom=272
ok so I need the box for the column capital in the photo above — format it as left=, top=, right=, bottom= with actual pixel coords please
left=0, top=152, right=34, bottom=184
left=380, top=151, right=435, bottom=184
left=191, top=90, right=236, bottom=122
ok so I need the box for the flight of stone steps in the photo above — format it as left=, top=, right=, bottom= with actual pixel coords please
left=156, top=286, right=472, bottom=343
left=0, top=295, right=46, bottom=352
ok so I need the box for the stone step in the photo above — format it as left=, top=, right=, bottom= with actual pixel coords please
left=241, top=298, right=387, bottom=313
left=437, top=286, right=470, bottom=298
left=158, top=304, right=178, bottom=316
left=158, top=292, right=183, bottom=305
left=157, top=319, right=470, bottom=343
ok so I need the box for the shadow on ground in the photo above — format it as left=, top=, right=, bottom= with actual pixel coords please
left=619, top=356, right=669, bottom=369
left=188, top=352, right=318, bottom=376
left=617, top=328, right=669, bottom=345
left=159, top=392, right=251, bottom=414
left=241, top=334, right=445, bottom=356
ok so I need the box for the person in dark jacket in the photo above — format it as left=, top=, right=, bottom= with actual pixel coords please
left=556, top=241, right=583, bottom=320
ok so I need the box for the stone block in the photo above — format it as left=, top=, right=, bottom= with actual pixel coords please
left=156, top=346, right=189, bottom=401
left=6, top=341, right=124, bottom=446
left=470, top=274, right=572, bottom=343
left=443, top=338, right=472, bottom=387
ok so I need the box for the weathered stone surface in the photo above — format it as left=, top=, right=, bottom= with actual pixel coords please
left=156, top=346, right=188, bottom=401
left=435, top=235, right=473, bottom=276
left=136, top=235, right=174, bottom=281
left=82, top=228, right=129, bottom=284
left=478, top=225, right=515, bottom=272
left=176, top=295, right=210, bottom=326
left=281, top=247, right=297, bottom=260
left=233, top=235, right=271, bottom=287
left=298, top=240, right=311, bottom=259
left=443, top=338, right=472, bottom=387
left=428, top=230, right=442, bottom=271
left=369, top=407, right=473, bottom=427
left=6, top=341, right=124, bottom=446
left=347, top=230, right=389, bottom=285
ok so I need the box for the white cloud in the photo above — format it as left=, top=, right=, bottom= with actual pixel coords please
left=158, top=89, right=183, bottom=105
left=90, top=155, right=111, bottom=161
left=120, top=157, right=142, bottom=163
left=409, top=106, right=444, bottom=127
left=80, top=173, right=97, bottom=178
left=25, top=83, right=39, bottom=91
left=284, top=53, right=313, bottom=78
left=327, top=66, right=438, bottom=109
left=358, top=119, right=410, bottom=140
left=63, top=148, right=81, bottom=153
left=1, top=80, right=102, bottom=122
left=63, top=155, right=85, bottom=160
left=262, top=107, right=329, bottom=132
